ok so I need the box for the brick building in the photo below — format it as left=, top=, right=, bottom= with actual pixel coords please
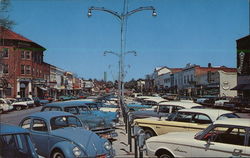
left=0, top=27, right=49, bottom=98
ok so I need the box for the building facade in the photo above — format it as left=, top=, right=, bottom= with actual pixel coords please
left=234, top=35, right=250, bottom=99
left=0, top=27, right=49, bottom=98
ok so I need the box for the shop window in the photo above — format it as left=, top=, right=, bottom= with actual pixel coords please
left=21, top=65, right=25, bottom=74
left=26, top=65, right=31, bottom=74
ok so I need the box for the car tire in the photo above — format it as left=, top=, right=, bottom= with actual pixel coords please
left=0, top=109, right=3, bottom=114
left=51, top=150, right=65, bottom=158
left=156, top=150, right=174, bottom=158
left=15, top=106, right=22, bottom=111
left=144, top=128, right=156, bottom=139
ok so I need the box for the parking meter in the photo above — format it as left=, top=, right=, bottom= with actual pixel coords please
left=137, top=130, right=145, bottom=148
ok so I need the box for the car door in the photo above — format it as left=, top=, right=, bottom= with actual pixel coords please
left=155, top=112, right=193, bottom=135
left=191, top=125, right=247, bottom=157
left=30, top=118, right=49, bottom=157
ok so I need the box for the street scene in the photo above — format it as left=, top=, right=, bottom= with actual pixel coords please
left=0, top=0, right=250, bottom=158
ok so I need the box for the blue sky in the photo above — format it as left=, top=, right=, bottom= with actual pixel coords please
left=9, top=0, right=249, bottom=81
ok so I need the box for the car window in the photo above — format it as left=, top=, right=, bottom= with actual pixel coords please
left=42, top=107, right=61, bottom=111
left=217, top=113, right=240, bottom=120
left=78, top=106, right=90, bottom=113
left=172, top=112, right=193, bottom=122
left=193, top=114, right=212, bottom=124
left=248, top=130, right=250, bottom=147
left=21, top=118, right=31, bottom=129
left=0, top=100, right=4, bottom=104
left=50, top=116, right=82, bottom=130
left=202, top=126, right=246, bottom=146
left=16, top=134, right=29, bottom=153
left=64, top=107, right=78, bottom=114
left=32, top=119, right=48, bottom=132
left=159, top=105, right=171, bottom=113
left=172, top=106, right=184, bottom=113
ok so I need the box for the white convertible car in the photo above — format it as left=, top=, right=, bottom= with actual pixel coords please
left=146, top=118, right=250, bottom=158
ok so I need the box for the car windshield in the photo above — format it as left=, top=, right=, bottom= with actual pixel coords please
left=217, top=113, right=240, bottom=120
left=50, top=116, right=82, bottom=130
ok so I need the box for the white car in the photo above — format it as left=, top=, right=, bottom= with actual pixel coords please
left=0, top=98, right=14, bottom=113
left=214, top=99, right=230, bottom=107
left=146, top=118, right=250, bottom=158
left=12, top=97, right=34, bottom=111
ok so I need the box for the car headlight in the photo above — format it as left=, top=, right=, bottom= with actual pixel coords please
left=111, top=121, right=116, bottom=127
left=73, top=146, right=82, bottom=157
left=103, top=141, right=112, bottom=151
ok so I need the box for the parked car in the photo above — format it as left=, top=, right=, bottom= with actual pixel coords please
left=33, top=97, right=49, bottom=106
left=40, top=101, right=118, bottom=141
left=224, top=97, right=250, bottom=112
left=0, top=106, right=3, bottom=114
left=146, top=118, right=250, bottom=158
left=58, top=95, right=72, bottom=101
left=19, top=111, right=114, bottom=158
left=214, top=98, right=230, bottom=108
left=58, top=95, right=78, bottom=101
left=0, top=98, right=13, bottom=113
left=133, top=108, right=239, bottom=139
left=43, top=96, right=54, bottom=102
left=11, top=97, right=34, bottom=111
left=76, top=100, right=120, bottom=123
left=129, top=101, right=203, bottom=122
left=0, top=123, right=39, bottom=158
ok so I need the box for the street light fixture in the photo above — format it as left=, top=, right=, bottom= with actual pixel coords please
left=87, top=9, right=92, bottom=17
left=87, top=0, right=156, bottom=117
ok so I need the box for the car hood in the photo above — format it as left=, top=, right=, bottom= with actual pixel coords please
left=147, top=131, right=198, bottom=144
left=51, top=127, right=108, bottom=156
left=76, top=115, right=108, bottom=129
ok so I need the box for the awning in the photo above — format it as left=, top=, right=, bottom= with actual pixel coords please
left=37, top=86, right=48, bottom=91
left=231, top=84, right=250, bottom=90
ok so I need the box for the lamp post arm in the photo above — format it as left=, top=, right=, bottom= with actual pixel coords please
left=89, top=7, right=122, bottom=20
left=124, top=51, right=137, bottom=56
left=125, top=6, right=156, bottom=17
left=104, top=51, right=120, bottom=57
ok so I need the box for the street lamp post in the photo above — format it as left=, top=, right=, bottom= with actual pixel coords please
left=87, top=0, right=156, bottom=115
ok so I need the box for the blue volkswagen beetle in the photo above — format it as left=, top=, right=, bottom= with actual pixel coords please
left=0, top=123, right=39, bottom=158
left=19, top=111, right=114, bottom=158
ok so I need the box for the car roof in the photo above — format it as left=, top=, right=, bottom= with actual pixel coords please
left=28, top=111, right=74, bottom=121
left=46, top=101, right=90, bottom=107
left=159, top=101, right=202, bottom=108
left=144, top=98, right=168, bottom=103
left=178, top=108, right=234, bottom=121
left=0, top=123, right=29, bottom=135
left=213, top=118, right=250, bottom=127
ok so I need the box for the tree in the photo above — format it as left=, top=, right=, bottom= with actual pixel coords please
left=0, top=0, right=14, bottom=29
left=0, top=0, right=15, bottom=97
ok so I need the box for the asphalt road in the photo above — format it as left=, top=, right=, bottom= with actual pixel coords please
left=1, top=106, right=250, bottom=158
